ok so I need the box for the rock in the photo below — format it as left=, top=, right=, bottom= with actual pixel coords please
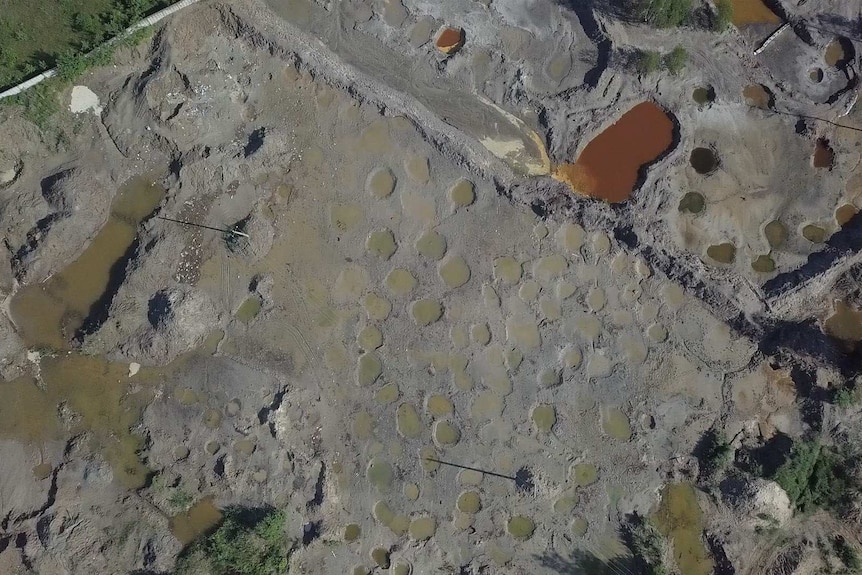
left=720, top=477, right=793, bottom=528
left=435, top=26, right=464, bottom=55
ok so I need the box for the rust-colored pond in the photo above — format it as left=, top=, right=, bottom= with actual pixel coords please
left=727, top=0, right=780, bottom=26
left=553, top=102, right=674, bottom=203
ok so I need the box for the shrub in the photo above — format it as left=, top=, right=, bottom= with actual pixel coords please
left=636, top=50, right=662, bottom=75
left=834, top=386, right=858, bottom=408
left=175, top=507, right=293, bottom=575
left=699, top=428, right=732, bottom=476
left=772, top=440, right=855, bottom=513
left=623, top=515, right=668, bottom=575
left=637, top=0, right=692, bottom=28
left=664, top=44, right=688, bottom=75
left=714, top=0, right=734, bottom=32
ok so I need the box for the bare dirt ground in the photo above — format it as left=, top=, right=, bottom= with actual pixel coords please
left=0, top=0, right=861, bottom=573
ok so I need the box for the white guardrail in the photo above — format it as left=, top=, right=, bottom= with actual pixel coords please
left=0, top=0, right=200, bottom=100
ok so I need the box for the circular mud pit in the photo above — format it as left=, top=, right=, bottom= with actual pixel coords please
left=435, top=26, right=464, bottom=55
left=692, top=86, right=715, bottom=105
left=743, top=84, right=773, bottom=109
left=809, top=68, right=824, bottom=83
left=690, top=147, right=718, bottom=174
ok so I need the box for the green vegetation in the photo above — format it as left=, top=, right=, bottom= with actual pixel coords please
left=664, top=44, right=688, bottom=75
left=636, top=50, right=662, bottom=75
left=714, top=0, right=734, bottom=32
left=168, top=488, right=194, bottom=511
left=834, top=536, right=862, bottom=572
left=634, top=46, right=688, bottom=76
left=175, top=507, right=293, bottom=575
left=699, top=428, right=733, bottom=477
left=771, top=440, right=857, bottom=513
left=0, top=0, right=168, bottom=89
left=623, top=515, right=668, bottom=575
left=834, top=385, right=859, bottom=408
left=2, top=27, right=154, bottom=127
left=636, top=0, right=692, bottom=28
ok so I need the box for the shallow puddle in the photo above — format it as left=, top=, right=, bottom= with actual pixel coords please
left=652, top=483, right=714, bottom=575
left=824, top=300, right=862, bottom=343
left=802, top=224, right=827, bottom=243
left=692, top=86, right=715, bottom=105
left=751, top=254, right=776, bottom=273
left=764, top=220, right=787, bottom=248
left=679, top=192, right=705, bottom=214
left=9, top=176, right=165, bottom=349
left=553, top=102, right=674, bottom=203
left=825, top=38, right=851, bottom=68
left=0, top=354, right=165, bottom=488
left=706, top=243, right=736, bottom=263
left=728, top=0, right=780, bottom=26
left=169, top=498, right=223, bottom=545
left=836, top=204, right=858, bottom=227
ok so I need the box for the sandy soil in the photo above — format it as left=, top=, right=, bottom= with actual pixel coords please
left=0, top=0, right=861, bottom=573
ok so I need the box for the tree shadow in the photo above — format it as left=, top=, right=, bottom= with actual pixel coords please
left=536, top=548, right=640, bottom=575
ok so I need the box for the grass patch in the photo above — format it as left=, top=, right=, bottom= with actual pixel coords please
left=714, top=0, right=734, bottom=31
left=175, top=507, right=294, bottom=575
left=168, top=488, right=194, bottom=511
left=664, top=44, right=688, bottom=75
left=0, top=0, right=170, bottom=89
left=1, top=25, right=155, bottom=128
left=771, top=440, right=858, bottom=513
left=636, top=0, right=692, bottom=28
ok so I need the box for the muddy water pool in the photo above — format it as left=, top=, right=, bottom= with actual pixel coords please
left=9, top=176, right=165, bottom=349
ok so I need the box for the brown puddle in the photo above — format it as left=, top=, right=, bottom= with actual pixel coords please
left=652, top=483, right=714, bottom=575
left=727, top=0, right=780, bottom=26
left=9, top=176, right=165, bottom=349
left=0, top=355, right=162, bottom=488
left=170, top=498, right=223, bottom=545
left=813, top=138, right=834, bottom=169
left=825, top=38, right=852, bottom=68
left=824, top=300, right=862, bottom=343
left=743, top=84, right=773, bottom=109
left=553, top=102, right=674, bottom=203
left=836, top=204, right=858, bottom=227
